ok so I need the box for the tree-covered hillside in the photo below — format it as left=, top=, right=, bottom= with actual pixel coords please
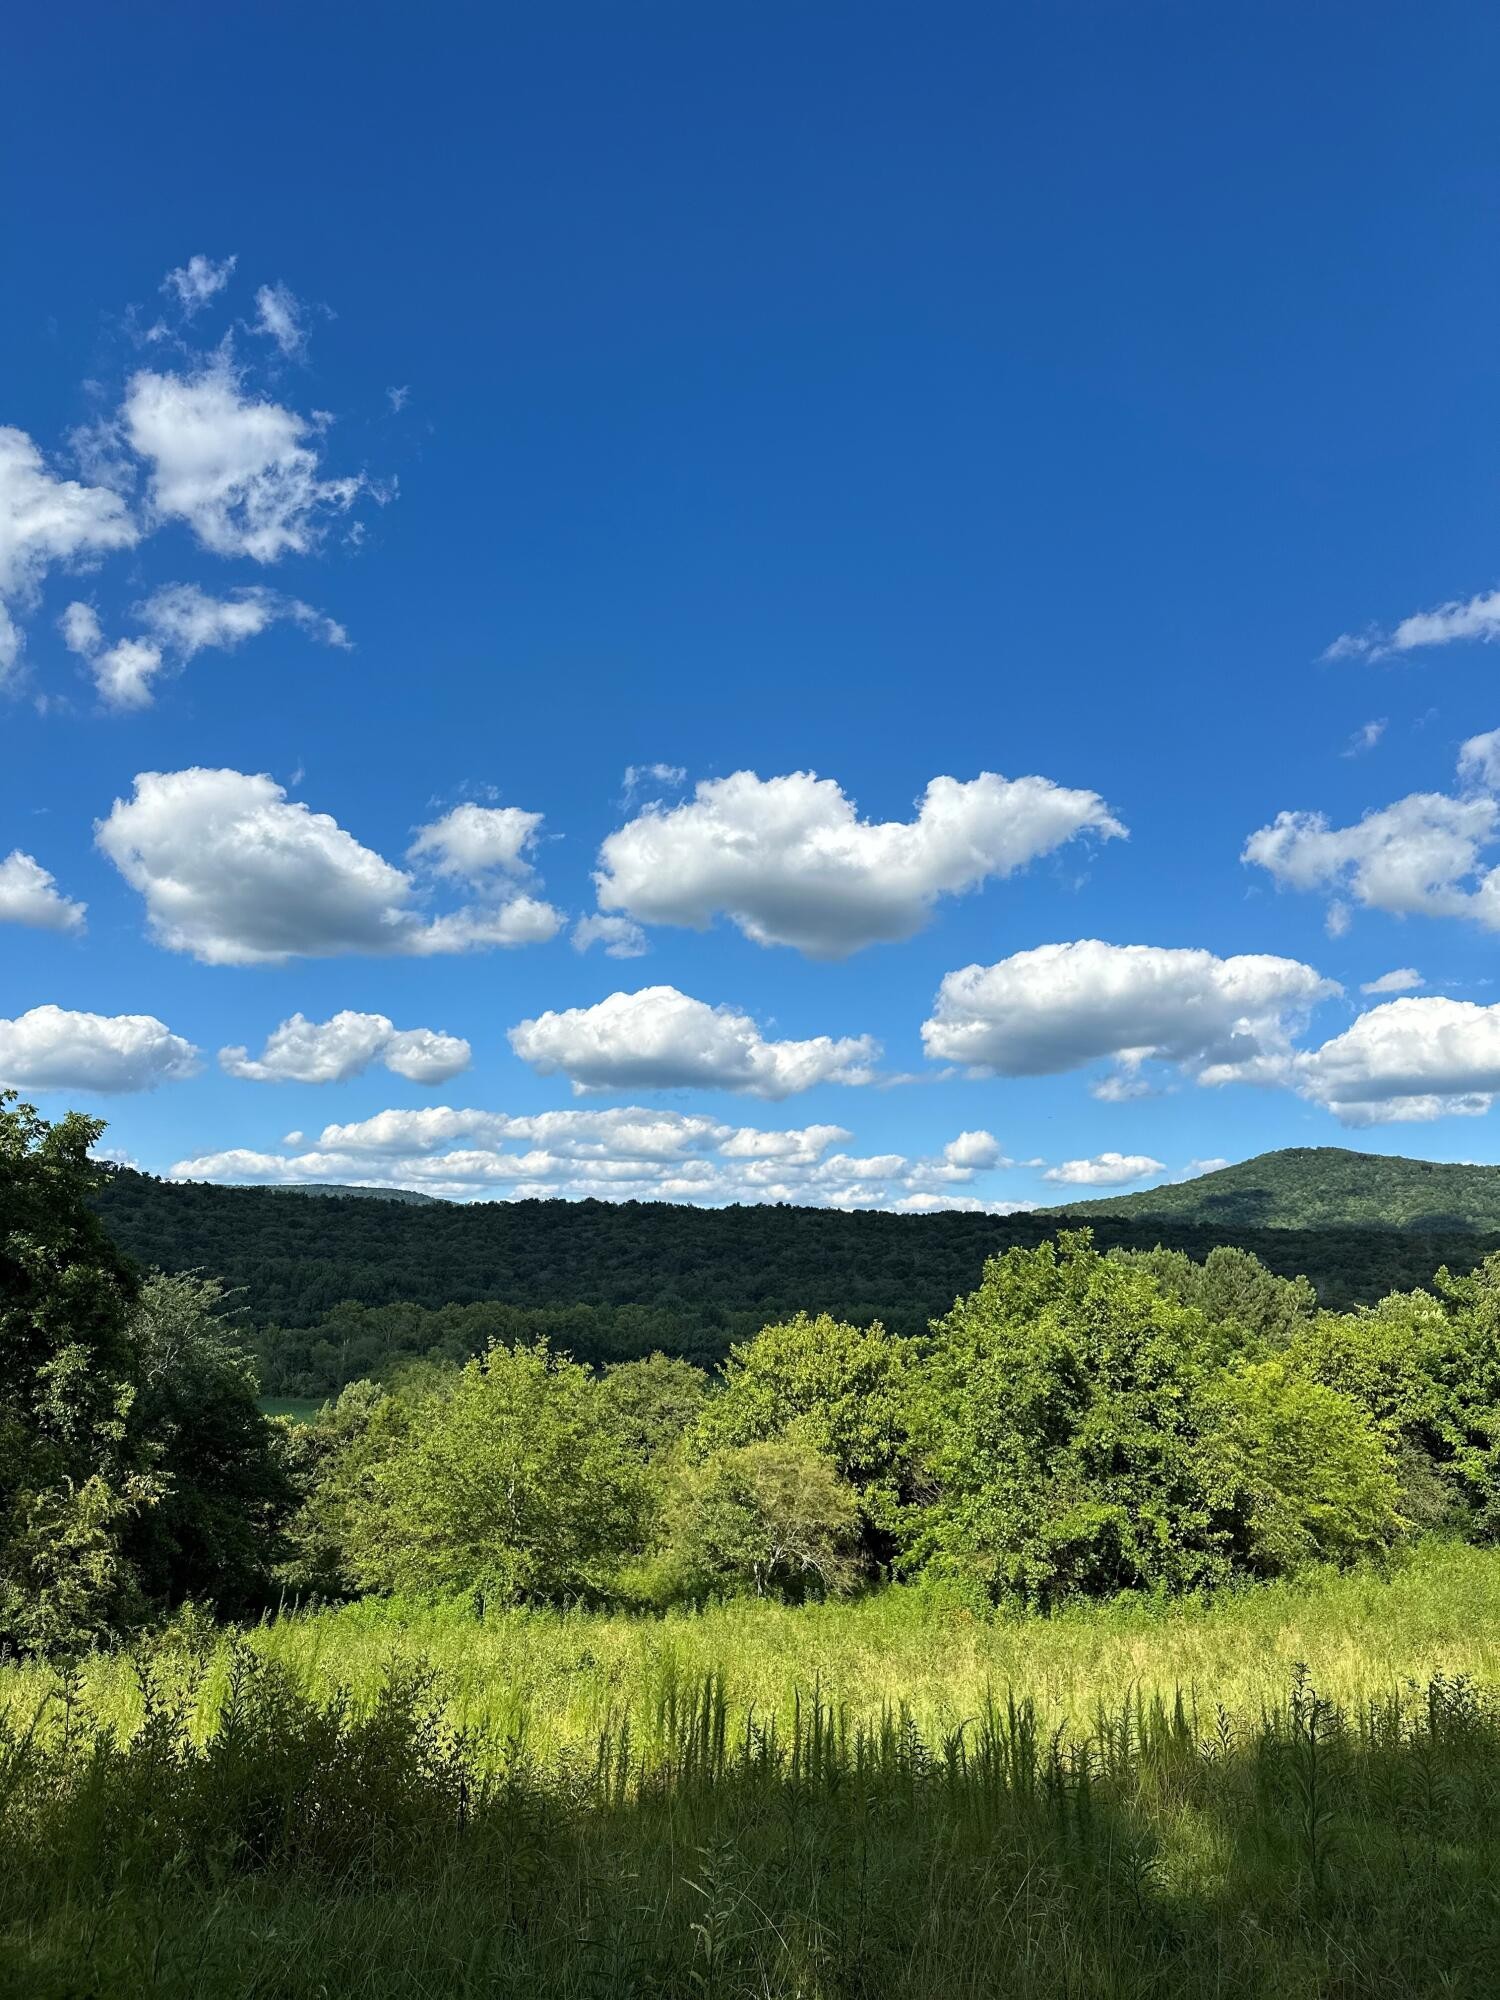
left=93, top=1167, right=1500, bottom=1392
left=1047, top=1147, right=1500, bottom=1232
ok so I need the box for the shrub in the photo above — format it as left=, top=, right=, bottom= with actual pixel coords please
left=664, top=1440, right=862, bottom=1601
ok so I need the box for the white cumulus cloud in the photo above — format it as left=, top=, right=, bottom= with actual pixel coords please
left=1043, top=1152, right=1166, bottom=1187
left=0, top=851, right=86, bottom=933
left=0, top=426, right=138, bottom=680
left=1243, top=761, right=1500, bottom=932
left=407, top=803, right=542, bottom=881
left=593, top=768, right=1125, bottom=958
left=96, top=768, right=562, bottom=964
left=921, top=940, right=1336, bottom=1092
left=1361, top=968, right=1424, bottom=995
left=1293, top=995, right=1500, bottom=1125
left=120, top=360, right=365, bottom=562
left=508, top=985, right=880, bottom=1098
left=61, top=583, right=349, bottom=710
left=171, top=1103, right=1014, bottom=1210
left=0, top=1005, right=199, bottom=1092
left=220, top=1010, right=471, bottom=1084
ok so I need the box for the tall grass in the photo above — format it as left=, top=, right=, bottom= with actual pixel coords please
left=4, top=1543, right=1500, bottom=1996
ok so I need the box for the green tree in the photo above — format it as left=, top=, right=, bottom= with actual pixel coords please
left=1200, top=1358, right=1403, bottom=1574
left=275, top=1378, right=397, bottom=1599
left=691, top=1313, right=918, bottom=1546
left=1292, top=1267, right=1500, bottom=1533
left=597, top=1353, right=709, bottom=1462
left=908, top=1231, right=1226, bottom=1606
left=667, top=1441, right=861, bottom=1600
left=1111, top=1244, right=1317, bottom=1351
left=123, top=1273, right=295, bottom=1615
left=0, top=1094, right=157, bottom=1656
left=339, top=1342, right=652, bottom=1602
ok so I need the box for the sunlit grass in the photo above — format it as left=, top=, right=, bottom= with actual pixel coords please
left=7, top=1539, right=1498, bottom=1772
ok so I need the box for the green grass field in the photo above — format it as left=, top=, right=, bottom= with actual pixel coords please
left=256, top=1394, right=325, bottom=1423
left=4, top=1543, right=1500, bottom=1997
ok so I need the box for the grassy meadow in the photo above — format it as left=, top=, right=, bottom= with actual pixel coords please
left=4, top=1542, right=1500, bottom=1998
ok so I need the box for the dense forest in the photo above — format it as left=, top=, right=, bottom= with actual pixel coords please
left=93, top=1163, right=1500, bottom=1394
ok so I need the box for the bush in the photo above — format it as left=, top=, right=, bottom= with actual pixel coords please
left=1200, top=1358, right=1403, bottom=1574
left=691, top=1312, right=919, bottom=1541
left=662, top=1440, right=862, bottom=1601
left=334, top=1342, right=653, bottom=1603
left=907, top=1232, right=1228, bottom=1606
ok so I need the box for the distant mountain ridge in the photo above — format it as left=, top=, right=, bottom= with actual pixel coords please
left=1045, top=1147, right=1500, bottom=1232
left=270, top=1183, right=447, bottom=1207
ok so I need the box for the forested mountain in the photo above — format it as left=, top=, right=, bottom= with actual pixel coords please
left=1048, top=1147, right=1500, bottom=1231
left=272, top=1184, right=447, bottom=1206
left=92, top=1166, right=1500, bottom=1395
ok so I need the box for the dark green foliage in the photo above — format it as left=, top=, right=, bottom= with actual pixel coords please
left=1, top=1095, right=154, bottom=1657
left=123, top=1274, right=296, bottom=1617
left=92, top=1164, right=1495, bottom=1396
left=1, top=1100, right=297, bottom=1655
left=1050, top=1144, right=1500, bottom=1231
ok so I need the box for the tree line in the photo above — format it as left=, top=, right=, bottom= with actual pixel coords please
left=94, top=1164, right=1500, bottom=1396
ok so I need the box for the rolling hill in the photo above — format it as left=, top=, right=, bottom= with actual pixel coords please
left=1046, top=1147, right=1500, bottom=1232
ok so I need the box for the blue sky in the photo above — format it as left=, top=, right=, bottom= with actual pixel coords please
left=6, top=1, right=1500, bottom=1211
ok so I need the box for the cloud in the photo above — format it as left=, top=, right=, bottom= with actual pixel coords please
left=1326, top=588, right=1500, bottom=661
left=96, top=767, right=562, bottom=964
left=220, top=1010, right=471, bottom=1085
left=169, top=1104, right=1012, bottom=1210
left=921, top=940, right=1337, bottom=1092
left=621, top=762, right=687, bottom=806
left=1342, top=719, right=1386, bottom=757
left=407, top=803, right=542, bottom=882
left=887, top=1192, right=1037, bottom=1215
left=139, top=582, right=348, bottom=657
left=386, top=386, right=409, bottom=414
left=120, top=360, right=365, bottom=562
left=593, top=768, right=1125, bottom=959
left=0, top=426, right=138, bottom=680
left=508, top=985, right=880, bottom=1098
left=572, top=913, right=648, bottom=958
left=1292, top=995, right=1500, bottom=1125
left=1458, top=729, right=1500, bottom=790
left=1179, top=1158, right=1231, bottom=1180
left=1243, top=751, right=1500, bottom=931
left=0, top=851, right=86, bottom=933
left=253, top=282, right=306, bottom=358
left=162, top=254, right=236, bottom=315
left=89, top=637, right=164, bottom=710
left=1043, top=1152, right=1166, bottom=1187
left=942, top=1129, right=1003, bottom=1170
left=58, top=602, right=103, bottom=655
left=61, top=582, right=348, bottom=710
left=0, top=1005, right=199, bottom=1092
left=1361, top=968, right=1424, bottom=995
